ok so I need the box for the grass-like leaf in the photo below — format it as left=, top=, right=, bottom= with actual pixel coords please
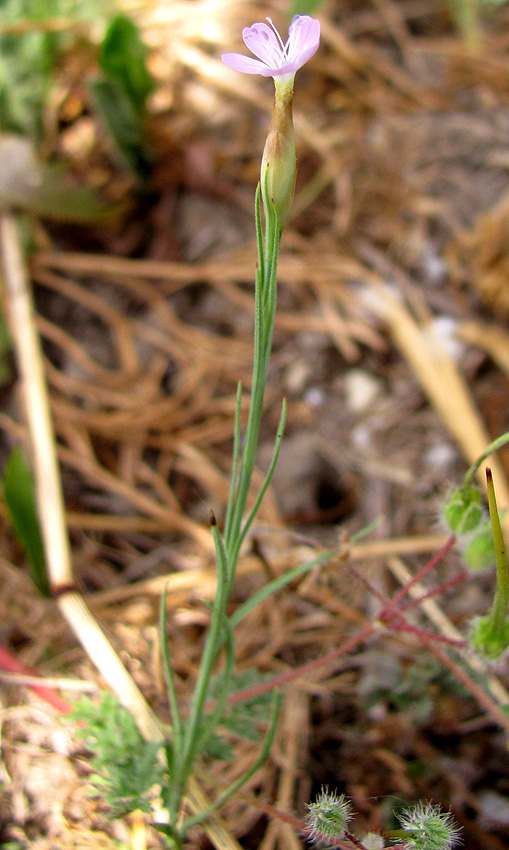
left=2, top=445, right=49, bottom=596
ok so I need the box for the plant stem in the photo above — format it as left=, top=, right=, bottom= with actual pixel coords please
left=224, top=193, right=281, bottom=581
left=179, top=518, right=229, bottom=788
left=486, top=467, right=509, bottom=636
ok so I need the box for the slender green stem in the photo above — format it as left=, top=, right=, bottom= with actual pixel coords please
left=224, top=192, right=282, bottom=572
left=167, top=187, right=285, bottom=824
left=179, top=519, right=229, bottom=786
left=155, top=93, right=291, bottom=836
left=254, top=182, right=264, bottom=290
left=195, top=621, right=235, bottom=752
left=224, top=272, right=264, bottom=554
left=464, top=430, right=509, bottom=484
left=230, top=399, right=287, bottom=568
left=159, top=586, right=183, bottom=746
left=486, top=468, right=509, bottom=635
left=159, top=585, right=184, bottom=826
left=224, top=381, right=243, bottom=542
left=180, top=690, right=281, bottom=832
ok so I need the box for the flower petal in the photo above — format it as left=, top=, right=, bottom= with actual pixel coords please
left=243, top=22, right=282, bottom=68
left=222, top=15, right=320, bottom=80
left=221, top=52, right=275, bottom=75
left=285, top=15, right=320, bottom=70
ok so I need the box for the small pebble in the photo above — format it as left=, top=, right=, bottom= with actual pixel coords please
left=305, top=386, right=325, bottom=408
left=345, top=369, right=381, bottom=413
left=477, top=789, right=509, bottom=827
left=427, top=316, right=466, bottom=362
left=424, top=442, right=457, bottom=471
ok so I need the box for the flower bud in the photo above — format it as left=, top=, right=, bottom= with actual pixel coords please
left=260, top=85, right=296, bottom=227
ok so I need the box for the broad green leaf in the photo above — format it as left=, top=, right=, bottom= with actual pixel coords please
left=443, top=484, right=483, bottom=536
left=223, top=714, right=260, bottom=743
left=99, top=15, right=154, bottom=115
left=89, top=78, right=152, bottom=181
left=3, top=445, right=49, bottom=596
left=471, top=614, right=509, bottom=659
left=462, top=524, right=495, bottom=570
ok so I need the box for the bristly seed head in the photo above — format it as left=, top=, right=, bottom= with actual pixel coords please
left=396, top=802, right=462, bottom=850
left=304, top=787, right=354, bottom=846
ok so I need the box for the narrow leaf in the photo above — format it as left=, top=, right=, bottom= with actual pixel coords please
left=3, top=445, right=49, bottom=596
left=89, top=77, right=152, bottom=181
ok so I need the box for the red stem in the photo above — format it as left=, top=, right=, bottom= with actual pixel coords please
left=0, top=642, right=72, bottom=714
left=395, top=569, right=468, bottom=614
left=382, top=534, right=456, bottom=613
left=223, top=623, right=376, bottom=706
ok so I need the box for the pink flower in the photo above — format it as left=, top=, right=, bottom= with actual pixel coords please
left=222, top=15, right=320, bottom=83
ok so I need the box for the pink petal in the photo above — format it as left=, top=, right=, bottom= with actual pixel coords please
left=222, top=15, right=320, bottom=80
left=242, top=22, right=282, bottom=68
left=286, top=15, right=320, bottom=70
left=221, top=52, right=275, bottom=75
left=270, top=63, right=300, bottom=77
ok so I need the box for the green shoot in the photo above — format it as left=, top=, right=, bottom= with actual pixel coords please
left=3, top=445, right=49, bottom=596
left=470, top=468, right=509, bottom=658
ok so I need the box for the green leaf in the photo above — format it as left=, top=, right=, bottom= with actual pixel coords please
left=462, top=523, right=495, bottom=570
left=229, top=546, right=333, bottom=629
left=222, top=714, right=260, bottom=743
left=200, top=731, right=234, bottom=761
left=443, top=484, right=483, bottom=536
left=89, top=77, right=152, bottom=181
left=3, top=445, right=49, bottom=596
left=0, top=304, right=12, bottom=387
left=471, top=614, right=509, bottom=659
left=72, top=693, right=163, bottom=816
left=99, top=15, right=154, bottom=114
left=91, top=14, right=154, bottom=181
left=0, top=0, right=111, bottom=139
left=197, top=669, right=274, bottom=757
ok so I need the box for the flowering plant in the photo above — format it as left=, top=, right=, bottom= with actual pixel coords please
left=145, top=13, right=323, bottom=848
